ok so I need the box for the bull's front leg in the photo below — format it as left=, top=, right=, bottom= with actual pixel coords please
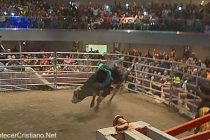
left=90, top=90, right=99, bottom=108
left=90, top=95, right=96, bottom=108
left=94, top=95, right=105, bottom=112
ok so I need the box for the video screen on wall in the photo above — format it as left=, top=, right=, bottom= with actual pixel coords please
left=86, top=44, right=107, bottom=54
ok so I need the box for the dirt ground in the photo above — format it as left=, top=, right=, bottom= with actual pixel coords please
left=0, top=89, right=190, bottom=140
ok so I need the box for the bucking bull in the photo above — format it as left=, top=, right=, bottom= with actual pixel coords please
left=71, top=57, right=135, bottom=111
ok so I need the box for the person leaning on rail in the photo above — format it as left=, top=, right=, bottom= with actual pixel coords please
left=194, top=57, right=210, bottom=133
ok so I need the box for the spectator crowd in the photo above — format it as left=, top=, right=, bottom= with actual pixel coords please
left=123, top=48, right=210, bottom=98
left=0, top=0, right=210, bottom=32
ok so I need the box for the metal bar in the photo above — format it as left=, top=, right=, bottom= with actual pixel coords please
left=0, top=52, right=122, bottom=57
left=129, top=75, right=165, bottom=86
left=57, top=52, right=122, bottom=56
left=164, top=114, right=210, bottom=136
left=53, top=52, right=57, bottom=89
left=0, top=65, right=53, bottom=68
left=126, top=87, right=164, bottom=105
left=57, top=71, right=94, bottom=73
left=0, top=77, right=55, bottom=81
left=0, top=88, right=30, bottom=92
left=127, top=81, right=164, bottom=94
left=53, top=77, right=88, bottom=80
left=0, top=52, right=54, bottom=55
left=180, top=130, right=210, bottom=140
left=133, top=69, right=171, bottom=79
left=59, top=64, right=98, bottom=67
left=0, top=58, right=54, bottom=61
left=131, top=62, right=171, bottom=71
left=56, top=58, right=106, bottom=61
left=0, top=58, right=104, bottom=62
left=0, top=64, right=98, bottom=68
left=0, top=84, right=55, bottom=86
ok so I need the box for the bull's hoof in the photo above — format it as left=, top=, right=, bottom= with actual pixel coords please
left=90, top=102, right=94, bottom=108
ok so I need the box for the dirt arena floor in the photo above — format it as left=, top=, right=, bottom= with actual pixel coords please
left=0, top=89, right=190, bottom=140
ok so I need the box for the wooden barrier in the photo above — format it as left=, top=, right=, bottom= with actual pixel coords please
left=97, top=121, right=178, bottom=140
left=97, top=115, right=210, bottom=140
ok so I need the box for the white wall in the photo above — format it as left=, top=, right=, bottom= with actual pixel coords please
left=191, top=46, right=210, bottom=60
left=28, top=42, right=74, bottom=52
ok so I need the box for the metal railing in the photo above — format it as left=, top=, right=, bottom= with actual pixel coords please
left=0, top=52, right=123, bottom=90
left=0, top=51, right=209, bottom=118
left=0, top=15, right=207, bottom=32
left=125, top=55, right=210, bottom=118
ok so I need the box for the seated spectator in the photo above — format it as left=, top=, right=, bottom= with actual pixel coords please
left=172, top=74, right=181, bottom=87
left=64, top=55, right=72, bottom=65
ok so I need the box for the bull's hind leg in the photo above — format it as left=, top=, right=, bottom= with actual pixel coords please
left=94, top=90, right=110, bottom=112
left=109, top=86, right=121, bottom=103
left=90, top=95, right=96, bottom=108
left=109, top=93, right=116, bottom=103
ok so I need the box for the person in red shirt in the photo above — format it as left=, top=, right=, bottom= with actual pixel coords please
left=103, top=15, right=111, bottom=29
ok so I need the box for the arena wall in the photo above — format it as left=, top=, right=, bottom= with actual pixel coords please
left=2, top=41, right=210, bottom=60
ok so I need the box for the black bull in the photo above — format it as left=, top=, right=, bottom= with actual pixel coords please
left=71, top=64, right=134, bottom=111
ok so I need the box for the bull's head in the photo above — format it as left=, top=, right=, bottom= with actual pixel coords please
left=71, top=87, right=84, bottom=104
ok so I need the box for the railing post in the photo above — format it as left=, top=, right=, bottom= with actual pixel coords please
left=134, top=62, right=138, bottom=91
left=53, top=52, right=57, bottom=89
left=193, top=67, right=200, bottom=115
left=169, top=61, right=174, bottom=108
